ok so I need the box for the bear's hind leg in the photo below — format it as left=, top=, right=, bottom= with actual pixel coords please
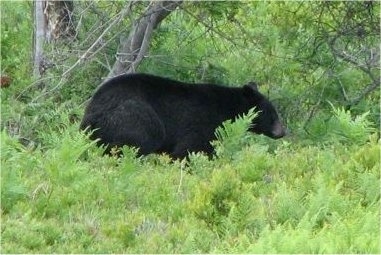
left=99, top=100, right=166, bottom=155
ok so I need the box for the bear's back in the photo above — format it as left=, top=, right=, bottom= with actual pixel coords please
left=92, top=73, right=244, bottom=106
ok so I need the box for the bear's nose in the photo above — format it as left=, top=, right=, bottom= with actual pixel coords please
left=271, top=121, right=286, bottom=139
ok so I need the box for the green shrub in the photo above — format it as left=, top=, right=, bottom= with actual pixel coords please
left=212, top=107, right=258, bottom=159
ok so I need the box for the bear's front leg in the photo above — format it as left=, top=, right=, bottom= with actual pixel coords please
left=170, top=135, right=214, bottom=159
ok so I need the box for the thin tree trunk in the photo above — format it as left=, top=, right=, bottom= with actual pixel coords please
left=33, top=0, right=46, bottom=77
left=108, top=1, right=182, bottom=78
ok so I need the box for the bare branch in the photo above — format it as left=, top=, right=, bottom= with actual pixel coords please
left=31, top=2, right=134, bottom=103
left=128, top=13, right=155, bottom=73
left=61, top=3, right=133, bottom=78
left=108, top=1, right=182, bottom=78
left=328, top=35, right=380, bottom=108
left=348, top=81, right=380, bottom=108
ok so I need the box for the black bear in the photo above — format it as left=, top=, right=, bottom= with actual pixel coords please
left=80, top=73, right=285, bottom=159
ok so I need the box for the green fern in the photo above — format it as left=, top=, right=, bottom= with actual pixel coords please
left=212, top=107, right=258, bottom=158
left=0, top=132, right=28, bottom=213
left=327, top=105, right=376, bottom=145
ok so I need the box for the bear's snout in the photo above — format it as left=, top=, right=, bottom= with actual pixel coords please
left=271, top=120, right=286, bottom=139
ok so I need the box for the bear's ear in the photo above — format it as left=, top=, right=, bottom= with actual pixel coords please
left=244, top=81, right=264, bottom=101
left=245, top=81, right=258, bottom=91
left=243, top=82, right=259, bottom=95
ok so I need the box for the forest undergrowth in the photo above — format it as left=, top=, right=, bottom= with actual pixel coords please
left=1, top=106, right=379, bottom=253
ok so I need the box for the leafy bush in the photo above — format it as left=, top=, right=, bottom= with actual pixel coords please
left=327, top=106, right=376, bottom=145
left=306, top=105, right=376, bottom=145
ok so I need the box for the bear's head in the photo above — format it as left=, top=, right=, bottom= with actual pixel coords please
left=244, top=82, right=286, bottom=139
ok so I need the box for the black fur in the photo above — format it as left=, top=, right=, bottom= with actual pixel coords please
left=80, top=73, right=285, bottom=158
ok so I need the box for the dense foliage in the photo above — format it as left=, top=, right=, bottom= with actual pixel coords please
left=1, top=1, right=380, bottom=253
left=1, top=108, right=379, bottom=253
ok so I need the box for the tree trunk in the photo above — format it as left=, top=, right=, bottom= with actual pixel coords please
left=33, top=0, right=46, bottom=77
left=44, top=0, right=75, bottom=42
left=33, top=0, right=75, bottom=77
left=108, top=1, right=182, bottom=78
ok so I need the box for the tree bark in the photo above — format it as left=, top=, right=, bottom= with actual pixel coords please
left=33, top=0, right=46, bottom=77
left=33, top=0, right=75, bottom=77
left=44, top=0, right=75, bottom=42
left=108, top=1, right=182, bottom=78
